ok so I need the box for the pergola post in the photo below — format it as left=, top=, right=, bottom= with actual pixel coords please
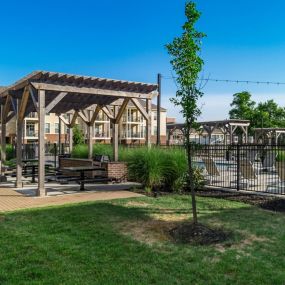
left=1, top=105, right=6, bottom=165
left=58, top=114, right=62, bottom=155
left=69, top=120, right=73, bottom=154
left=38, top=90, right=46, bottom=196
left=87, top=122, right=93, bottom=159
left=86, top=110, right=93, bottom=159
left=16, top=118, right=23, bottom=188
left=112, top=106, right=119, bottom=161
left=145, top=99, right=152, bottom=147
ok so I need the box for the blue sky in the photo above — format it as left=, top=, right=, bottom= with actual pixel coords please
left=1, top=0, right=285, bottom=122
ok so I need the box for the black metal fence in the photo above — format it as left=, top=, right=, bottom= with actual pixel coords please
left=193, top=144, right=285, bottom=195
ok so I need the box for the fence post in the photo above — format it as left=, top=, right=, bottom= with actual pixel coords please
left=236, top=144, right=240, bottom=191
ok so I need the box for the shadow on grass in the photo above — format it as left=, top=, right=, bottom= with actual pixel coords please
left=0, top=198, right=284, bottom=284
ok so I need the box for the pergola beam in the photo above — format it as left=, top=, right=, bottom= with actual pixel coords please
left=101, top=106, right=114, bottom=120
left=115, top=98, right=129, bottom=124
left=90, top=105, right=101, bottom=125
left=46, top=92, right=68, bottom=114
left=18, top=87, right=30, bottom=122
left=31, top=82, right=154, bottom=99
left=131, top=98, right=148, bottom=120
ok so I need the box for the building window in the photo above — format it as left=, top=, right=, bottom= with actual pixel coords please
left=153, top=112, right=157, bottom=121
left=55, top=123, right=59, bottom=134
left=26, top=123, right=35, bottom=137
left=45, top=123, right=50, bottom=134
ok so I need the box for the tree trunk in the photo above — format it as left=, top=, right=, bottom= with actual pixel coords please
left=185, top=122, right=198, bottom=224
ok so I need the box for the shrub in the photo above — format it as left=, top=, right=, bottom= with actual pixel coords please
left=73, top=125, right=85, bottom=146
left=71, top=144, right=88, bottom=158
left=124, top=147, right=188, bottom=192
left=71, top=144, right=113, bottom=159
left=276, top=150, right=285, bottom=162
left=93, top=144, right=113, bottom=159
left=6, top=144, right=15, bottom=160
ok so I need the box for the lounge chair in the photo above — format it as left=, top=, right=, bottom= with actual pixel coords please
left=266, top=161, right=285, bottom=194
left=245, top=149, right=259, bottom=163
left=231, top=159, right=258, bottom=189
left=202, top=157, right=220, bottom=184
left=262, top=151, right=277, bottom=171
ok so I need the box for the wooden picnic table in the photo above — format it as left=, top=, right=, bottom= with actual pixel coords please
left=62, top=166, right=106, bottom=191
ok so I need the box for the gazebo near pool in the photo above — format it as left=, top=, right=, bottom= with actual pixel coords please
left=0, top=71, right=158, bottom=196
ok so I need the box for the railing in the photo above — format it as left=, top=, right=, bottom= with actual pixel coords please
left=26, top=112, right=38, bottom=119
left=193, top=144, right=285, bottom=195
left=94, top=132, right=110, bottom=138
left=25, top=131, right=38, bottom=137
left=122, top=116, right=143, bottom=123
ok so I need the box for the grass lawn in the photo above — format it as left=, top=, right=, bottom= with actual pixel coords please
left=0, top=195, right=284, bottom=285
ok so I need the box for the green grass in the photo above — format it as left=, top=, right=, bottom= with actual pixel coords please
left=0, top=195, right=284, bottom=284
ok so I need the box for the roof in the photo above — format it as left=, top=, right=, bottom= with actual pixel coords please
left=0, top=86, right=6, bottom=92
left=0, top=71, right=158, bottom=115
left=0, top=71, right=157, bottom=96
left=198, top=119, right=250, bottom=126
left=253, top=128, right=285, bottom=132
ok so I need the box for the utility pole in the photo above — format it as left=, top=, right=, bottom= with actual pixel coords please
left=156, top=73, right=161, bottom=145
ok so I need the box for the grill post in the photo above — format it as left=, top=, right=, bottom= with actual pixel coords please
left=236, top=144, right=240, bottom=191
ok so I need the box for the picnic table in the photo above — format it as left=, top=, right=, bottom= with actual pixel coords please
left=23, top=163, right=53, bottom=183
left=62, top=166, right=106, bottom=191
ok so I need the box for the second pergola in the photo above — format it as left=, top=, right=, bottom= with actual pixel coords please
left=0, top=71, right=158, bottom=196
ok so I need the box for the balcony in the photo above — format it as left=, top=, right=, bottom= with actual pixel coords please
left=26, top=112, right=38, bottom=120
left=94, top=132, right=110, bottom=139
left=122, top=116, right=143, bottom=123
left=121, top=131, right=145, bottom=139
left=25, top=131, right=38, bottom=138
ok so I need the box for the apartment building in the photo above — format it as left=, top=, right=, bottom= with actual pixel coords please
left=79, top=102, right=167, bottom=145
left=5, top=102, right=167, bottom=145
left=6, top=113, right=67, bottom=144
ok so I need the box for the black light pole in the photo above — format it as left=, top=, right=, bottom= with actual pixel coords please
left=58, top=115, right=62, bottom=155
left=157, top=73, right=162, bottom=145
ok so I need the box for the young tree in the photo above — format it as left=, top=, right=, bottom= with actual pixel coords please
left=73, top=125, right=85, bottom=146
left=166, top=1, right=206, bottom=224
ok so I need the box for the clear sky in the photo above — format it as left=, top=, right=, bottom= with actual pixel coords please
left=1, top=0, right=285, bottom=122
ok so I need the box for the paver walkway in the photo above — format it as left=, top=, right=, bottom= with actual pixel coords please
left=0, top=187, right=143, bottom=212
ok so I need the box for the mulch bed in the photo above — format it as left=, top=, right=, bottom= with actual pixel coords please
left=196, top=188, right=285, bottom=212
left=133, top=187, right=285, bottom=212
left=169, top=222, right=231, bottom=245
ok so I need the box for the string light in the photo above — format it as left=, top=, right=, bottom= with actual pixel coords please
left=162, top=75, right=285, bottom=86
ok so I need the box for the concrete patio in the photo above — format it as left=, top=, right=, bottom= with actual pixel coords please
left=0, top=183, right=143, bottom=212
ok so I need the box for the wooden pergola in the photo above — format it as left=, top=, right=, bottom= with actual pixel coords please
left=253, top=128, right=285, bottom=144
left=0, top=71, right=158, bottom=196
left=167, top=119, right=250, bottom=144
left=199, top=119, right=250, bottom=144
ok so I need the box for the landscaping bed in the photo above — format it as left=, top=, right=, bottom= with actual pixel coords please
left=196, top=188, right=285, bottom=212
